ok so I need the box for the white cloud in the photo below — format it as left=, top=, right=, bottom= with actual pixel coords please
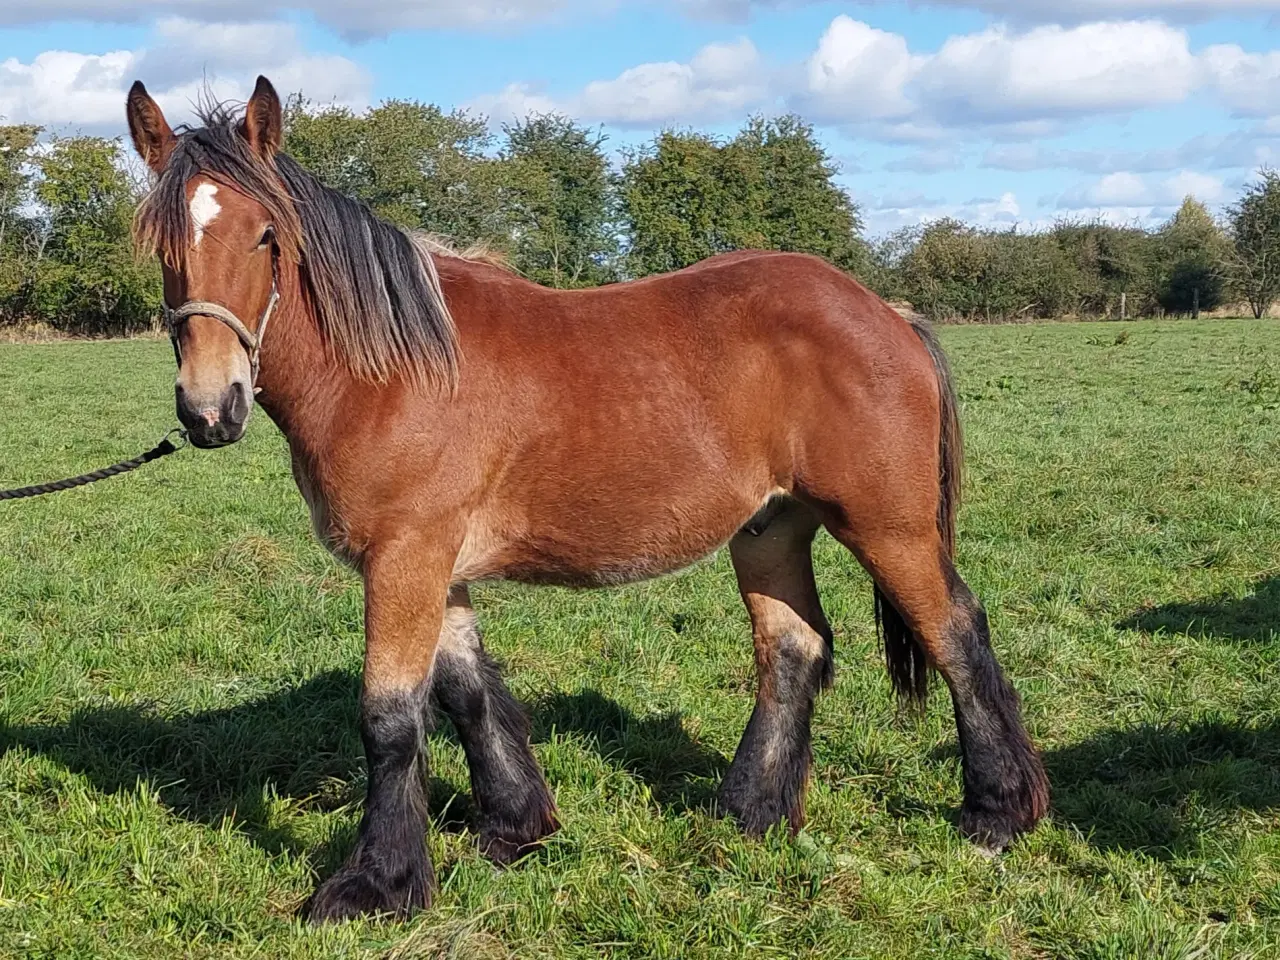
left=0, top=0, right=574, bottom=37
left=1059, top=169, right=1227, bottom=209
left=681, top=0, right=1280, bottom=25
left=479, top=16, right=1216, bottom=137
left=1202, top=44, right=1280, bottom=116
left=467, top=15, right=1280, bottom=142
left=0, top=18, right=370, bottom=133
left=576, top=38, right=769, bottom=126
left=863, top=189, right=1024, bottom=234
left=917, top=22, right=1197, bottom=124
left=983, top=129, right=1280, bottom=174
left=981, top=144, right=1055, bottom=172
left=800, top=17, right=917, bottom=123
left=787, top=17, right=1204, bottom=137
left=5, top=0, right=1279, bottom=36
left=864, top=179, right=1241, bottom=234
left=908, top=0, right=1280, bottom=24
left=470, top=38, right=771, bottom=127
left=1070, top=171, right=1151, bottom=206
left=979, top=191, right=1022, bottom=220
left=869, top=190, right=944, bottom=211
left=1167, top=170, right=1229, bottom=201
left=137, top=18, right=307, bottom=87
left=469, top=83, right=563, bottom=126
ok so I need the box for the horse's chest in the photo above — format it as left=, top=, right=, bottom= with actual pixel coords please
left=290, top=453, right=360, bottom=568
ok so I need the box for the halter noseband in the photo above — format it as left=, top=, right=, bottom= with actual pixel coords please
left=164, top=256, right=280, bottom=390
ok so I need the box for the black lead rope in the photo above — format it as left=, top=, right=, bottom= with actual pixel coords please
left=0, top=429, right=187, bottom=501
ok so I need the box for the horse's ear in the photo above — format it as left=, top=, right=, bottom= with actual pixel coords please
left=126, top=81, right=176, bottom=174
left=241, top=76, right=283, bottom=159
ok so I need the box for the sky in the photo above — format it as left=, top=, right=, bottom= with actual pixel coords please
left=3, top=1, right=1280, bottom=235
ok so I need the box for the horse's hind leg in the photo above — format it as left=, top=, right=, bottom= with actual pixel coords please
left=432, top=586, right=559, bottom=864
left=719, top=499, right=832, bottom=834
left=826, top=512, right=1048, bottom=852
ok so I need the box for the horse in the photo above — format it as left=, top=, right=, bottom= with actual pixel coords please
left=125, top=76, right=1049, bottom=923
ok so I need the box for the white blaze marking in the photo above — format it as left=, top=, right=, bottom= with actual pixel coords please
left=189, top=183, right=221, bottom=246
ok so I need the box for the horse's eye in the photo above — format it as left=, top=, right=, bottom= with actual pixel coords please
left=258, top=226, right=275, bottom=249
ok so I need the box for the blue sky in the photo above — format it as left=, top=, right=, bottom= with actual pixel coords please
left=3, top=1, right=1280, bottom=234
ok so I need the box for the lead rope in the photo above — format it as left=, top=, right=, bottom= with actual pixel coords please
left=5, top=257, right=277, bottom=502
left=0, top=429, right=187, bottom=501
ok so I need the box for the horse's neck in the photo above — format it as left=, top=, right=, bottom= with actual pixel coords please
left=253, top=266, right=343, bottom=461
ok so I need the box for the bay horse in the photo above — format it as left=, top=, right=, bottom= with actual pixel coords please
left=126, top=76, right=1048, bottom=923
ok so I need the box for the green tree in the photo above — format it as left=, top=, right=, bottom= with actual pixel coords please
left=731, top=115, right=865, bottom=274
left=284, top=98, right=509, bottom=243
left=896, top=219, right=1049, bottom=321
left=1154, top=197, right=1227, bottom=316
left=618, top=131, right=757, bottom=276
left=501, top=115, right=617, bottom=288
left=618, top=116, right=864, bottom=278
left=863, top=226, right=917, bottom=304
left=0, top=124, right=39, bottom=251
left=31, top=136, right=159, bottom=334
left=896, top=220, right=982, bottom=320
left=0, top=124, right=41, bottom=321
left=1050, top=220, right=1153, bottom=317
left=993, top=230, right=1080, bottom=320
left=891, top=222, right=1081, bottom=323
left=1224, top=169, right=1280, bottom=318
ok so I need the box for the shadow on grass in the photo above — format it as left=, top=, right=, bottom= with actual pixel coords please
left=13, top=668, right=1274, bottom=862
left=934, top=715, right=1280, bottom=857
left=0, top=671, right=367, bottom=862
left=528, top=688, right=726, bottom=813
left=1040, top=720, right=1280, bottom=856
left=0, top=671, right=725, bottom=860
left=1119, top=575, right=1280, bottom=643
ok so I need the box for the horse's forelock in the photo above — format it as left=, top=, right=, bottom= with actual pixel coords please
left=134, top=108, right=301, bottom=273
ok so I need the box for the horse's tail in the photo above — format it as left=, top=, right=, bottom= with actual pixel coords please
left=876, top=315, right=963, bottom=708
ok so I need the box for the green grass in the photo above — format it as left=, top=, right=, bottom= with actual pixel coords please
left=1, top=319, right=1279, bottom=959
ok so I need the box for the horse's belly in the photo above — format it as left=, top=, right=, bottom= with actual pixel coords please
left=452, top=487, right=778, bottom=587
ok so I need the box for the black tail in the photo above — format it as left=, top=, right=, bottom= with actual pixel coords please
left=877, top=315, right=963, bottom=708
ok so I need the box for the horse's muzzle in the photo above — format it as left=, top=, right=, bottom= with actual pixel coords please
left=176, top=381, right=251, bottom=448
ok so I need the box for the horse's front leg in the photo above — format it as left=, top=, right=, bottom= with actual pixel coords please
left=433, top=585, right=559, bottom=863
left=305, top=534, right=455, bottom=923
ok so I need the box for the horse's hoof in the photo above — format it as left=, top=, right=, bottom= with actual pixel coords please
left=960, top=804, right=1035, bottom=855
left=960, top=754, right=1049, bottom=854
left=479, top=798, right=560, bottom=866
left=717, top=778, right=804, bottom=837
left=303, top=863, right=432, bottom=924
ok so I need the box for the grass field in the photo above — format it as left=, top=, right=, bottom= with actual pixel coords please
left=1, top=320, right=1279, bottom=959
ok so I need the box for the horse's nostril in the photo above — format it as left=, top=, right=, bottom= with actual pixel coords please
left=225, top=382, right=250, bottom=423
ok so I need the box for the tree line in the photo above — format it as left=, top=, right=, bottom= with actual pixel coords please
left=867, top=184, right=1280, bottom=323
left=2, top=97, right=1280, bottom=336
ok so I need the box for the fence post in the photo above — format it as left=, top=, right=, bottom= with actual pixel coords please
left=1120, top=291, right=1127, bottom=321
left=1193, top=287, right=1200, bottom=319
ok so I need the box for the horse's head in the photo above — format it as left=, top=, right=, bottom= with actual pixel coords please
left=127, top=76, right=295, bottom=448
